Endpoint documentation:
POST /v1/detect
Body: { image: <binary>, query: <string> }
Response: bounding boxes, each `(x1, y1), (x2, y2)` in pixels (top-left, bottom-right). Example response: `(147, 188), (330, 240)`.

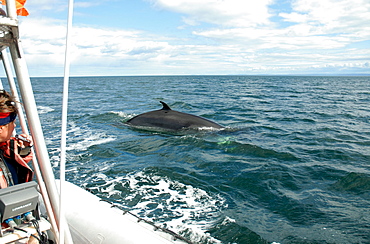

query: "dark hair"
(0, 89), (18, 114)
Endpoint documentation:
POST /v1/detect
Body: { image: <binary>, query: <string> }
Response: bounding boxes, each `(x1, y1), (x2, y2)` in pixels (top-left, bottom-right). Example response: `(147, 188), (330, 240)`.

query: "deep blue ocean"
(16, 76), (370, 243)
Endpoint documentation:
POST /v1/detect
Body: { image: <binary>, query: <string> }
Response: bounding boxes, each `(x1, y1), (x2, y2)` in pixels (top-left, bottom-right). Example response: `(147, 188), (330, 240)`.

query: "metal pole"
(4, 1), (73, 242)
(0, 49), (60, 241)
(4, 0), (17, 19)
(59, 0), (75, 242)
(8, 38), (73, 244)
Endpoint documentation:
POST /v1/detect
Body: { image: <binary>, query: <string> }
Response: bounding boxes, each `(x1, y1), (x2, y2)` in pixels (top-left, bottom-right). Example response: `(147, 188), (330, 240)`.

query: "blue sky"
(3, 0), (370, 76)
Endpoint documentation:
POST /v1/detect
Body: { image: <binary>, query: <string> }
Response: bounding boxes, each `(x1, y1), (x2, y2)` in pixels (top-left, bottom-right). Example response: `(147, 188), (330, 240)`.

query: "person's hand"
(15, 134), (33, 148)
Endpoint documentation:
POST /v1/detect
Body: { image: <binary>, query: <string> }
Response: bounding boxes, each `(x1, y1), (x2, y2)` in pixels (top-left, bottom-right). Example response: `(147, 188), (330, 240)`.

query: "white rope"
(60, 0), (74, 243)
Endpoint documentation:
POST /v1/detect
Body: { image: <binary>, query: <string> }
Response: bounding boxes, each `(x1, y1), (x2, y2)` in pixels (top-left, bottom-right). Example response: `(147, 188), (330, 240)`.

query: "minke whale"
(126, 101), (223, 131)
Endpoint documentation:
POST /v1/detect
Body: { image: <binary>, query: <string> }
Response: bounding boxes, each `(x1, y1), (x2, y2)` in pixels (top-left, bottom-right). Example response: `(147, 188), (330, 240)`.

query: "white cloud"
(150, 0), (273, 27)
(193, 26), (351, 51)
(187, 0), (370, 68)
(2, 0), (368, 76)
(24, 0), (67, 12)
(74, 1), (101, 8)
(17, 18), (175, 76)
(281, 0), (370, 37)
(279, 12), (308, 23)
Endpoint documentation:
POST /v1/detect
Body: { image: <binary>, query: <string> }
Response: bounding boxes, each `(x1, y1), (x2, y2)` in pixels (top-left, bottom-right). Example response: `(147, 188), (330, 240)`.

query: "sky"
(2, 0), (370, 77)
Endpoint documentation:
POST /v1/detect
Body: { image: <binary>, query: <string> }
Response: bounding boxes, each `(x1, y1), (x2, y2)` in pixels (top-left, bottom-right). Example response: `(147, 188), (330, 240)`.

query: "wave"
(66, 122), (116, 152)
(330, 172), (370, 196)
(108, 111), (133, 120)
(37, 105), (54, 114)
(46, 121), (116, 166)
(84, 169), (228, 243)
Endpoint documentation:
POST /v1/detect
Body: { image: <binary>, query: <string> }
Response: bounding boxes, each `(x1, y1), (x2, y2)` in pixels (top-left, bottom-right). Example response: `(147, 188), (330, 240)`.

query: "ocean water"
(18, 76), (370, 243)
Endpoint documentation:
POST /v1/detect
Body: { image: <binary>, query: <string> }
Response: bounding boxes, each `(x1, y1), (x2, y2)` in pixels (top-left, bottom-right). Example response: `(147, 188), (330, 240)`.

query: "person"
(0, 89), (33, 188)
(0, 92), (42, 244)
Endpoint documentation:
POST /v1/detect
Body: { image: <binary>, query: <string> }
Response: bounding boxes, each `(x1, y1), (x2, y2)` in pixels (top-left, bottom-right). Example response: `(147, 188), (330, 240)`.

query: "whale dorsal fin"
(160, 101), (171, 110)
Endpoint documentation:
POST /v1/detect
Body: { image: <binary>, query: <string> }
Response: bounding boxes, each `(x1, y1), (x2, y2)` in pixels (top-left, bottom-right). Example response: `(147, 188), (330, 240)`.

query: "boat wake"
(85, 169), (227, 244)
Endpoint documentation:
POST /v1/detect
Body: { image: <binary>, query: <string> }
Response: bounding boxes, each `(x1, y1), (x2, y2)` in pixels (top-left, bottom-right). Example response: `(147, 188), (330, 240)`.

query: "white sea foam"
(48, 121), (116, 167)
(65, 122), (116, 151)
(94, 170), (226, 243)
(37, 105), (54, 114)
(221, 216), (236, 224)
(197, 126), (224, 131)
(99, 175), (126, 197)
(109, 111), (133, 119)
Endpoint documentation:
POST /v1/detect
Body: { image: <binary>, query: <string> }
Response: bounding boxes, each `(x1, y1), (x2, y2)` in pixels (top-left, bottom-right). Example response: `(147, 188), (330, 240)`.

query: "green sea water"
(16, 75), (370, 243)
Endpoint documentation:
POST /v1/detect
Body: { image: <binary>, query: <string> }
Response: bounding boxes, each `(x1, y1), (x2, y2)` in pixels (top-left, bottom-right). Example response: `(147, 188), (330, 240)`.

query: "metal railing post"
(7, 23), (73, 244)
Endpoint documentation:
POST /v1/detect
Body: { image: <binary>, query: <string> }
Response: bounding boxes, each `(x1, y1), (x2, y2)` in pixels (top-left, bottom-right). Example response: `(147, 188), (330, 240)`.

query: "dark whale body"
(126, 101), (223, 131)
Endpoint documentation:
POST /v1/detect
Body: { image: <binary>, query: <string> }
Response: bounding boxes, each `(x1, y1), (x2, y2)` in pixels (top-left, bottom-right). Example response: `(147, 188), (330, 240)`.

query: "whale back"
(126, 101), (223, 130)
